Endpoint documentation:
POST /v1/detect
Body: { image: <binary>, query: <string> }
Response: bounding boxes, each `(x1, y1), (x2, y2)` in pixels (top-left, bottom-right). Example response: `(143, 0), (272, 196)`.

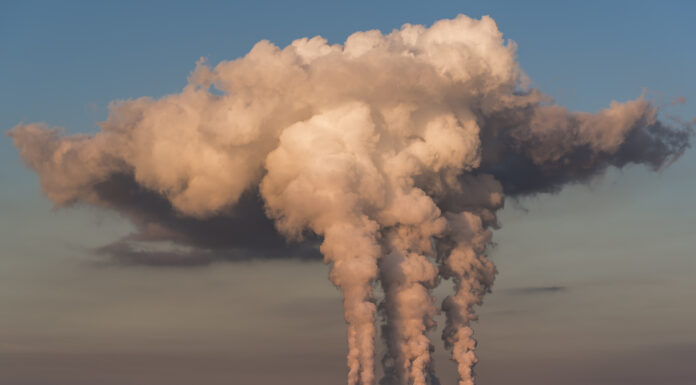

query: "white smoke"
(8, 14), (690, 385)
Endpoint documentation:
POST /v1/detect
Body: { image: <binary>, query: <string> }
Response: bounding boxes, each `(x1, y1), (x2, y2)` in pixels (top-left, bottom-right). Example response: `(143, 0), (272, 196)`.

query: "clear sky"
(1, 1), (695, 384)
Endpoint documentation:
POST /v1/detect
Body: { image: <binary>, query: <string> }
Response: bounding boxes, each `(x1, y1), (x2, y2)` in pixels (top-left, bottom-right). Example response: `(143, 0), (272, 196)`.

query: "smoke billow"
(8, 14), (690, 385)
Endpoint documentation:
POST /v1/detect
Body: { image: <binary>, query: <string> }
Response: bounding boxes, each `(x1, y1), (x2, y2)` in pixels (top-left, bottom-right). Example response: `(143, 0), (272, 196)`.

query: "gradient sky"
(1, 1), (695, 384)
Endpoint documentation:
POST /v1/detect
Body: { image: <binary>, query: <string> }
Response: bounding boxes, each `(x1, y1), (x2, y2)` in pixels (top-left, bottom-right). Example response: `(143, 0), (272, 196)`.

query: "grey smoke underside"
(90, 173), (321, 265)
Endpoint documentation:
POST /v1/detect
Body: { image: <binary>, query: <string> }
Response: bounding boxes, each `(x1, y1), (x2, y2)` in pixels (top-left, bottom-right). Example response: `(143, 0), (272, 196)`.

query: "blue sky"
(1, 1), (695, 384)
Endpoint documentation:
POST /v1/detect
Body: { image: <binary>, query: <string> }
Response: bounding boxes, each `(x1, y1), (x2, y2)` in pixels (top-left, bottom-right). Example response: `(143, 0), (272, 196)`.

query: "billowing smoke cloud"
(8, 14), (690, 385)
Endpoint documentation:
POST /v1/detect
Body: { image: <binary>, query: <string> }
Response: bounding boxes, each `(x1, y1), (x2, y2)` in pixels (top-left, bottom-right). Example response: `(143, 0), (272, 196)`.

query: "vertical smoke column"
(375, 112), (483, 385)
(428, 174), (505, 385)
(439, 212), (496, 385)
(379, 224), (442, 385)
(261, 104), (384, 385)
(322, 221), (381, 385)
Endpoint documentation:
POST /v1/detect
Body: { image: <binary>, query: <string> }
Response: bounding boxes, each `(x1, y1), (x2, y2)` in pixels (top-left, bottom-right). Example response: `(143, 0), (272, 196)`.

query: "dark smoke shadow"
(88, 172), (322, 266)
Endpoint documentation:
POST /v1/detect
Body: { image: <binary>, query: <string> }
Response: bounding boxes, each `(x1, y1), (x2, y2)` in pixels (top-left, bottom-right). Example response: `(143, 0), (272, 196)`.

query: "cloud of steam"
(9, 14), (690, 385)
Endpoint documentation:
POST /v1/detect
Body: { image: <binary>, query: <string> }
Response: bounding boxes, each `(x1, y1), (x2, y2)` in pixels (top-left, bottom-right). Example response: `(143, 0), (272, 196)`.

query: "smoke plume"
(9, 14), (690, 385)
